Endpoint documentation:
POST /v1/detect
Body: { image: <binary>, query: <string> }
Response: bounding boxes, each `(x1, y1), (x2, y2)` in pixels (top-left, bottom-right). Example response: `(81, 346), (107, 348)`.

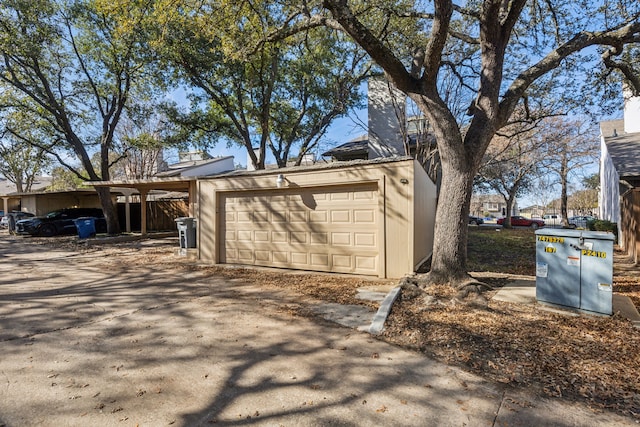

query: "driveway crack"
(492, 390), (506, 427)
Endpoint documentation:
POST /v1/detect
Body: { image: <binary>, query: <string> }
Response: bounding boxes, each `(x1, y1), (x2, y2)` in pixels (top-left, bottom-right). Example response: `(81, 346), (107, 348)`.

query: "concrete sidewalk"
(492, 277), (640, 326)
(0, 235), (636, 426)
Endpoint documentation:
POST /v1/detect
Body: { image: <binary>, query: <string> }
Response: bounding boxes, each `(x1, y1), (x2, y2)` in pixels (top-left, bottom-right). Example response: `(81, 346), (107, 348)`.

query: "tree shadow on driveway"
(0, 235), (630, 427)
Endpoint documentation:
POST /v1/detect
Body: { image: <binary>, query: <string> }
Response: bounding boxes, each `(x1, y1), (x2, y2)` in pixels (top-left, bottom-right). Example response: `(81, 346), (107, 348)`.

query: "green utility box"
(535, 228), (614, 315)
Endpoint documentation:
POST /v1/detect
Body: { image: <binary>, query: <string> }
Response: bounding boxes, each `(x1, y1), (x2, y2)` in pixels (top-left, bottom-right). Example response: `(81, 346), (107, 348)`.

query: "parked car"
(568, 215), (597, 229)
(15, 208), (106, 237)
(468, 215), (484, 225)
(497, 215), (545, 229)
(542, 214), (560, 224)
(1, 211), (35, 231)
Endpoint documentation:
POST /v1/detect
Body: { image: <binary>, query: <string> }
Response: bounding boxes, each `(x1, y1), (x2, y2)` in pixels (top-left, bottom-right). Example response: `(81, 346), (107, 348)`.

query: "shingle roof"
(154, 156), (233, 177)
(601, 120), (640, 179)
(321, 133), (429, 160)
(321, 136), (369, 159)
(600, 119), (624, 139)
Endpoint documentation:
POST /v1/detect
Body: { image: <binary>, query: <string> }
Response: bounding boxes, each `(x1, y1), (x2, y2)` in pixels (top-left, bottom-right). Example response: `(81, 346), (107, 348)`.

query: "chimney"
(623, 85), (640, 134)
(246, 147), (260, 171)
(367, 77), (406, 159)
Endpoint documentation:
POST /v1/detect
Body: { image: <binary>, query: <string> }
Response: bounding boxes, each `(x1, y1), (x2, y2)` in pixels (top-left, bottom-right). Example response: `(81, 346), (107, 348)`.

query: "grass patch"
(467, 227), (536, 275)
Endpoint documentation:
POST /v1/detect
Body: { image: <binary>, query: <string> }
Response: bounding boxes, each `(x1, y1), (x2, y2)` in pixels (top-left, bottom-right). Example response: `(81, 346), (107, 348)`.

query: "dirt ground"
(8, 233), (640, 421)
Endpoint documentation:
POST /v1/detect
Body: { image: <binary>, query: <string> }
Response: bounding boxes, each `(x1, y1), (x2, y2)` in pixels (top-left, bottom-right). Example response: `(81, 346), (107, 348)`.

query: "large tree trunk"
(429, 165), (476, 284)
(95, 186), (120, 235)
(409, 93), (488, 286)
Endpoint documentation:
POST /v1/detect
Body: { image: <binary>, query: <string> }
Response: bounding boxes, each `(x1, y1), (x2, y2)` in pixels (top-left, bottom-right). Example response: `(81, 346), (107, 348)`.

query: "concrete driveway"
(0, 233), (634, 426)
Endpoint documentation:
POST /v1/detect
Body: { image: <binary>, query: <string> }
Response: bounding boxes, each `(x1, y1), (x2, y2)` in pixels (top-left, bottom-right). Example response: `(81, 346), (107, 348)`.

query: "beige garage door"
(220, 183), (379, 275)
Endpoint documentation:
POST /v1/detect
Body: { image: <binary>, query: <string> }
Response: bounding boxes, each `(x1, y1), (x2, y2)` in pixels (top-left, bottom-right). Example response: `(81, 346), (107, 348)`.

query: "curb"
(365, 286), (401, 335)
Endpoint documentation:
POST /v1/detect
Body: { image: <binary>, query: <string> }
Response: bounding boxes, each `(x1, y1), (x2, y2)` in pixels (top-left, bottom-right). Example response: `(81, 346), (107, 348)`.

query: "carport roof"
(89, 176), (196, 192)
(3, 187), (129, 197)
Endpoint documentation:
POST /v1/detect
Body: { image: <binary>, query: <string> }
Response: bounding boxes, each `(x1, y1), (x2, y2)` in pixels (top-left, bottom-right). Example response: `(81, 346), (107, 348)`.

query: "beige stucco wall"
(1, 197), (21, 214)
(20, 192), (111, 216)
(197, 159), (436, 278)
(412, 161), (437, 269)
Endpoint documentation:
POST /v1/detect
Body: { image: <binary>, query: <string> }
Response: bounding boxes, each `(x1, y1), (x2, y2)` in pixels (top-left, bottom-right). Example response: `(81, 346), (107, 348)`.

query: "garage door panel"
(290, 211), (308, 222)
(355, 256), (377, 271)
(273, 251), (289, 262)
(271, 211), (288, 222)
(310, 232), (328, 244)
(255, 250), (271, 262)
(220, 183), (379, 275)
(226, 248), (237, 259)
(291, 252), (308, 264)
(354, 210), (375, 223)
(310, 253), (330, 267)
(237, 212), (252, 222)
(354, 232), (376, 247)
(254, 211), (269, 222)
(331, 210), (350, 223)
(238, 230), (252, 241)
(253, 230), (269, 242)
(272, 231), (288, 242)
(291, 232), (307, 243)
(329, 192), (349, 201)
(331, 232), (351, 246)
(309, 211), (327, 222)
(353, 190), (375, 200)
(332, 254), (352, 268)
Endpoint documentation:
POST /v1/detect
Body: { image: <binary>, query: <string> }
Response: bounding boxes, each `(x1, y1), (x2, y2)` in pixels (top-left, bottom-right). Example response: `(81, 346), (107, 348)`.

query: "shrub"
(588, 219), (618, 241)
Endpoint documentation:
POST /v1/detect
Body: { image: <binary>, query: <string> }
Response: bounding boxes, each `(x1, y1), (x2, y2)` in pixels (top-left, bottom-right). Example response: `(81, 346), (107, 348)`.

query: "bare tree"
(475, 112), (550, 228)
(0, 128), (50, 192)
(540, 118), (599, 227)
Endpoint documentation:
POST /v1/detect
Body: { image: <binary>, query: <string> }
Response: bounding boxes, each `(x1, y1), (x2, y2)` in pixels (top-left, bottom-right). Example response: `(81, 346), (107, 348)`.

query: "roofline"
(1, 187), (120, 197)
(199, 156), (414, 181)
(166, 155), (235, 170)
(90, 176), (197, 188)
(87, 157), (415, 189)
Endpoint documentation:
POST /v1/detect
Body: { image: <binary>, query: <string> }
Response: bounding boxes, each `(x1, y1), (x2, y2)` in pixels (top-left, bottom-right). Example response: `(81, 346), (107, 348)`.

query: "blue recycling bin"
(74, 217), (96, 239)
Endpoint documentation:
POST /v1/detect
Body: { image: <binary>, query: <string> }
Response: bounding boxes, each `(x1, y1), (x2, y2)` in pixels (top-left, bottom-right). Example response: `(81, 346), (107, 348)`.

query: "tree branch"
(602, 46), (640, 95)
(322, 0), (418, 93)
(499, 20), (640, 126)
(422, 0), (453, 83)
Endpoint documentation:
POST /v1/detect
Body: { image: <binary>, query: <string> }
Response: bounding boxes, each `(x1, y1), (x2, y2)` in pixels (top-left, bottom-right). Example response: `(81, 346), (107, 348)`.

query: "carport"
(91, 177), (197, 235)
(2, 188), (122, 218)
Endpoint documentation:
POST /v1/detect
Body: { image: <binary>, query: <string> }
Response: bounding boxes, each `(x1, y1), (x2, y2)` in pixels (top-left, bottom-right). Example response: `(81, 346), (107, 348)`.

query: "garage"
(198, 158), (437, 279)
(220, 183), (379, 275)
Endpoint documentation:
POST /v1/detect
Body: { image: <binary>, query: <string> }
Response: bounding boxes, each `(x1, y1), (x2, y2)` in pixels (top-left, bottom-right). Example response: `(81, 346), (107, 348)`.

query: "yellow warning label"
(537, 236), (565, 244)
(582, 249), (607, 258)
